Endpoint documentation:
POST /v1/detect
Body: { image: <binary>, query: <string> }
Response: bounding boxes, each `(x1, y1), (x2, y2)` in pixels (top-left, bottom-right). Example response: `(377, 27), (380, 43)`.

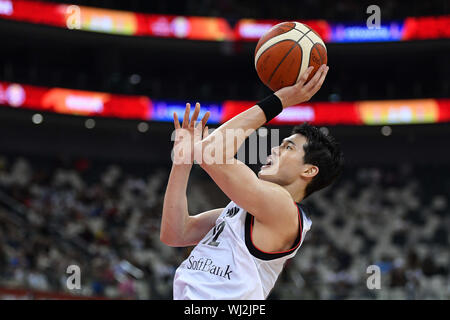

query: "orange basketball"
(254, 21), (327, 91)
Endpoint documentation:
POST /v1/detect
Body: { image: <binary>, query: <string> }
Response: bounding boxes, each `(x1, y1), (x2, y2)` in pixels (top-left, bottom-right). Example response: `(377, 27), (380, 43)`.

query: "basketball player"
(161, 64), (343, 299)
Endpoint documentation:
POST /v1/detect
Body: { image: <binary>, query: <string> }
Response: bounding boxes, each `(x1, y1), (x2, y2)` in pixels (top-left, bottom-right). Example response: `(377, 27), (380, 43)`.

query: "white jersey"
(173, 201), (312, 300)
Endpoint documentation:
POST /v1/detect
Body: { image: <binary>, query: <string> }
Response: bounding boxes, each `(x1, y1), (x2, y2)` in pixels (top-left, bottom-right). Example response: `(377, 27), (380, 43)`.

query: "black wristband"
(257, 94), (283, 123)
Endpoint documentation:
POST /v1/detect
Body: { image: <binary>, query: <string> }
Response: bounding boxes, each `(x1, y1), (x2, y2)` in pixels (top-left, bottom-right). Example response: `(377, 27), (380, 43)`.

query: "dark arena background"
(0, 0), (449, 300)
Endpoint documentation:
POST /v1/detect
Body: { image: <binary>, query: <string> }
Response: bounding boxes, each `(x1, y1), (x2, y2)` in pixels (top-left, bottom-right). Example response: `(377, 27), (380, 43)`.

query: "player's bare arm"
(192, 65), (329, 251)
(160, 103), (224, 247)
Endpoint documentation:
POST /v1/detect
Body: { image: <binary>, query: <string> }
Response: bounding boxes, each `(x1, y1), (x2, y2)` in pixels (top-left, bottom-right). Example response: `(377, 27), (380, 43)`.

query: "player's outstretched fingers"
(190, 102), (201, 128)
(173, 112), (180, 130)
(201, 110), (211, 129)
(182, 103), (191, 128)
(173, 112), (181, 130)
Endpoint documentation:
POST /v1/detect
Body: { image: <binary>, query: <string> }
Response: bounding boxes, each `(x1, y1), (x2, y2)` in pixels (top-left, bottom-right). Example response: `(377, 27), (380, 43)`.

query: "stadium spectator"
(0, 155), (448, 299)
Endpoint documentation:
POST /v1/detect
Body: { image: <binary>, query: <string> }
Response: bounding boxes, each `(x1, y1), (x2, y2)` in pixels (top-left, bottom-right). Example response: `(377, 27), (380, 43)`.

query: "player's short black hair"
(292, 123), (344, 199)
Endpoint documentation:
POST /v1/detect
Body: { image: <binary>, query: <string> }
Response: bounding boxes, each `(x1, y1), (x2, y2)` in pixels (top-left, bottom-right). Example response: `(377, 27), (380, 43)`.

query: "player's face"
(257, 133), (308, 185)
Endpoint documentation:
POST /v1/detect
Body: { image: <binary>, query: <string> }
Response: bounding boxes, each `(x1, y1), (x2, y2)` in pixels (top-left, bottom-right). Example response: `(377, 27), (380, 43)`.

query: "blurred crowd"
(0, 155), (449, 299)
(278, 164), (449, 299)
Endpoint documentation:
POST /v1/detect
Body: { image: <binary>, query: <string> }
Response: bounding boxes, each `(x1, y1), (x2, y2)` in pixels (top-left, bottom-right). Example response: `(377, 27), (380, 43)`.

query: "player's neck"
(283, 180), (305, 203)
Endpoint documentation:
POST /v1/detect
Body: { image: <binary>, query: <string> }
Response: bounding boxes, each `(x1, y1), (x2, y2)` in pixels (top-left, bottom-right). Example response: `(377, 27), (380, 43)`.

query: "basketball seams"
(293, 28), (305, 35)
(294, 28), (326, 48)
(254, 25), (325, 66)
(256, 39), (298, 71)
(255, 21), (327, 90)
(317, 43), (327, 65)
(267, 42), (300, 84)
(293, 28), (315, 45)
(254, 29), (302, 66)
(293, 22), (310, 34)
(293, 22), (326, 49)
(254, 22), (295, 56)
(256, 39), (298, 87)
(291, 46), (303, 86)
(312, 45), (323, 66)
(268, 30), (311, 86)
(291, 22), (327, 84)
(296, 37), (313, 83)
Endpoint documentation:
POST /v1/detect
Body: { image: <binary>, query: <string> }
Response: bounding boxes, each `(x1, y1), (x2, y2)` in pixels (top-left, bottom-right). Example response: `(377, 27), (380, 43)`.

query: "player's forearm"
(196, 105), (267, 163)
(160, 164), (192, 245)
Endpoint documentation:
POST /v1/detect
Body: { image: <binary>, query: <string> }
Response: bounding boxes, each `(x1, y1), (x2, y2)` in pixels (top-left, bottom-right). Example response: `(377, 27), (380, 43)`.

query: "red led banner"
(0, 81), (151, 119)
(0, 81), (449, 126)
(234, 19), (332, 42)
(402, 16), (450, 40)
(0, 0), (234, 40)
(0, 0), (448, 42)
(222, 101), (363, 125)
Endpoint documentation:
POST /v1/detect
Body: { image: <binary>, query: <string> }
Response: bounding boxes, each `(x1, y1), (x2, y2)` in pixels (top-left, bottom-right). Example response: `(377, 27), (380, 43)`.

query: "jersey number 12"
(202, 221), (225, 247)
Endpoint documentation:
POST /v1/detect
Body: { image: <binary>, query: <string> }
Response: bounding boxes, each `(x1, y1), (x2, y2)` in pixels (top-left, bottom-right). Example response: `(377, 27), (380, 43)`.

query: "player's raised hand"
(274, 64), (329, 108)
(172, 102), (210, 166)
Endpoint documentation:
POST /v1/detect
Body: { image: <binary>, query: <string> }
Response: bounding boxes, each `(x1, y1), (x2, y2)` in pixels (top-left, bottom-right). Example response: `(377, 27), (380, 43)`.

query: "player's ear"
(301, 164), (319, 179)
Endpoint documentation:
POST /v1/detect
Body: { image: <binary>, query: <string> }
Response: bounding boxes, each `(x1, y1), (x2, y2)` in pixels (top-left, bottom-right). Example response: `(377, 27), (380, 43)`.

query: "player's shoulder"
(260, 179), (297, 208)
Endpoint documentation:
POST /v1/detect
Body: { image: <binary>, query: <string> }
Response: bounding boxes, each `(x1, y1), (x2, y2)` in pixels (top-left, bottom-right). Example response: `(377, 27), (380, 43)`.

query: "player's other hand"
(172, 103), (210, 166)
(274, 64), (329, 109)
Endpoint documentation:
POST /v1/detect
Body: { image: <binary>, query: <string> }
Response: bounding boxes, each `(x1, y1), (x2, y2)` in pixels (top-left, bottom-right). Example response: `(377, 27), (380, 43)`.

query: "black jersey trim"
(245, 202), (304, 261)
